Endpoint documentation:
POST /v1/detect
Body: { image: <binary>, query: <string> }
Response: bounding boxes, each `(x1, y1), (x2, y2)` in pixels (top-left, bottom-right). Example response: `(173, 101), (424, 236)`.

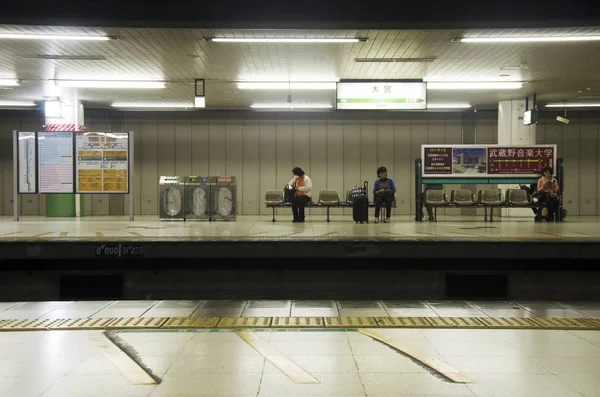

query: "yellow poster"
(75, 132), (129, 193)
(77, 169), (103, 191)
(103, 169), (128, 192)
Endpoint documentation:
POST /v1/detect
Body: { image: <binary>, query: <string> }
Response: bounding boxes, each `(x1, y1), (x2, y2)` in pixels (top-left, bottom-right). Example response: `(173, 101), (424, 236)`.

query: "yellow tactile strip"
(106, 317), (168, 329)
(162, 317), (220, 329)
(531, 317), (598, 330)
(324, 317), (378, 328)
(271, 317), (324, 328)
(376, 317), (432, 328)
(50, 318), (115, 330)
(0, 316), (599, 331)
(428, 317), (486, 328)
(217, 317), (272, 328)
(476, 317), (541, 329)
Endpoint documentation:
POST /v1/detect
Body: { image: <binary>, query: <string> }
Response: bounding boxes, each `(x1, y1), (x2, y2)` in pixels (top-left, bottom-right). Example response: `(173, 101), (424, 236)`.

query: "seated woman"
(373, 166), (396, 223)
(288, 167), (312, 222)
(535, 166), (560, 222)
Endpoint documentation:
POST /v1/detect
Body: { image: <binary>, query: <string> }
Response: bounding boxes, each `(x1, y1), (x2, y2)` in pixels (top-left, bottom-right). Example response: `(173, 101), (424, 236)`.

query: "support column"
(498, 100), (537, 217)
(44, 99), (85, 217)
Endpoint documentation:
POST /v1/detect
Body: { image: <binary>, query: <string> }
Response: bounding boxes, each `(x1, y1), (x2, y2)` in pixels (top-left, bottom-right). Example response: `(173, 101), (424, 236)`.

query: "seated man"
(535, 166), (560, 222)
(373, 166), (396, 223)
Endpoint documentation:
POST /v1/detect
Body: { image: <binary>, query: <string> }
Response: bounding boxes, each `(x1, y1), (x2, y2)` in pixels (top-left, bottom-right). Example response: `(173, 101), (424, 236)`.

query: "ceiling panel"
(0, 25), (599, 110)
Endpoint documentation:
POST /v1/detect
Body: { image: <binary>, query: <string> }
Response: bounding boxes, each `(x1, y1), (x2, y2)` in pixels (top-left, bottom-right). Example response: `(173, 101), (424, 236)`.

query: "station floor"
(1, 300), (600, 397)
(1, 214), (600, 241)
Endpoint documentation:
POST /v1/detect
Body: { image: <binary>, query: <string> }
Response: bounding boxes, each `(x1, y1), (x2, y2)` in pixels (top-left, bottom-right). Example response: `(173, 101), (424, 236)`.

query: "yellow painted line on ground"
(243, 231), (270, 236)
(59, 232), (68, 238)
(31, 232), (53, 238)
(359, 329), (474, 383)
(236, 332), (320, 384)
(320, 231), (339, 236)
(0, 232), (22, 237)
(381, 231), (406, 237)
(95, 232), (104, 237)
(89, 332), (157, 385)
(128, 231), (143, 237)
(575, 232), (600, 238)
(538, 232), (563, 238)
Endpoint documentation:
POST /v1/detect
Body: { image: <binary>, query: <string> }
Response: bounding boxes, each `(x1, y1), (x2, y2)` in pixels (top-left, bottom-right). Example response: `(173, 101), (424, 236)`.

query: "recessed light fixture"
(0, 101), (36, 107)
(427, 82), (524, 89)
(427, 104), (472, 109)
(250, 104), (333, 109)
(500, 64), (528, 70)
(546, 103), (600, 108)
(210, 38), (365, 43)
(0, 79), (20, 86)
(56, 80), (166, 89)
(0, 33), (115, 41)
(455, 36), (600, 43)
(354, 57), (436, 63)
(238, 82), (337, 90)
(111, 103), (193, 108)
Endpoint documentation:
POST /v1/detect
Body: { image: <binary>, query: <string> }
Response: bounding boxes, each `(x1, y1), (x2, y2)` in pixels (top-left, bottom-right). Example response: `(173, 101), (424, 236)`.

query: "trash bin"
(184, 176), (210, 221)
(210, 176), (237, 221)
(159, 176), (185, 221)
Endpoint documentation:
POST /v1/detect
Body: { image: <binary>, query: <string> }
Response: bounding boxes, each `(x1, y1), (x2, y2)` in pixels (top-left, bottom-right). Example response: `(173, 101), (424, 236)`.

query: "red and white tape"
(44, 124), (85, 131)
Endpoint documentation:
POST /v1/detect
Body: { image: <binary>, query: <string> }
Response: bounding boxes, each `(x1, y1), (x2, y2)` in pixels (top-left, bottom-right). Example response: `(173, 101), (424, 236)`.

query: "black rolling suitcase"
(352, 181), (369, 223)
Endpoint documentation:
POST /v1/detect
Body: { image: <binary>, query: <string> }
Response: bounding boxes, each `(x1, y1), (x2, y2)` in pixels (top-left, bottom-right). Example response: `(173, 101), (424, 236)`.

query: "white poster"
(37, 131), (74, 193)
(336, 82), (427, 110)
(18, 132), (37, 193)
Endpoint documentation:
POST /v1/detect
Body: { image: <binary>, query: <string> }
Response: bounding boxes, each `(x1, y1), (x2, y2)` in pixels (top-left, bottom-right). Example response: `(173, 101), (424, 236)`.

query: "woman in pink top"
(535, 166), (560, 221)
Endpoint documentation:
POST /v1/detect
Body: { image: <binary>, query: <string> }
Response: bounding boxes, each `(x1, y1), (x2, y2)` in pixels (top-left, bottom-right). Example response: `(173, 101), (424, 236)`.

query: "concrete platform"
(1, 215), (599, 264)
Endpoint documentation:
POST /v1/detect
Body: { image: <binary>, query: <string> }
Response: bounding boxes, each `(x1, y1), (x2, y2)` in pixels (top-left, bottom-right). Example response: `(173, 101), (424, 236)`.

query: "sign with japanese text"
(75, 132), (129, 193)
(336, 82), (427, 110)
(422, 144), (556, 178)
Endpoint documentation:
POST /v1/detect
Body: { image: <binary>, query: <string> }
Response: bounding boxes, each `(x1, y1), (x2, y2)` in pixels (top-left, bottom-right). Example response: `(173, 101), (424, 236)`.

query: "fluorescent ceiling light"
(354, 58), (436, 63)
(251, 104), (333, 109)
(0, 33), (113, 41)
(0, 79), (20, 86)
(545, 103), (600, 108)
(427, 104), (472, 109)
(194, 97), (206, 108)
(56, 80), (166, 88)
(211, 38), (363, 43)
(427, 82), (523, 89)
(0, 101), (36, 107)
(457, 36), (600, 43)
(20, 55), (106, 61)
(111, 103), (193, 108)
(238, 82), (337, 90)
(44, 101), (62, 118)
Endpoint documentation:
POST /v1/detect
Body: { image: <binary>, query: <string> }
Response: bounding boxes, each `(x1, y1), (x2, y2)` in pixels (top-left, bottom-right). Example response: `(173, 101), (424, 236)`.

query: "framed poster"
(37, 131), (74, 193)
(422, 144), (556, 178)
(17, 131), (37, 193)
(75, 132), (129, 193)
